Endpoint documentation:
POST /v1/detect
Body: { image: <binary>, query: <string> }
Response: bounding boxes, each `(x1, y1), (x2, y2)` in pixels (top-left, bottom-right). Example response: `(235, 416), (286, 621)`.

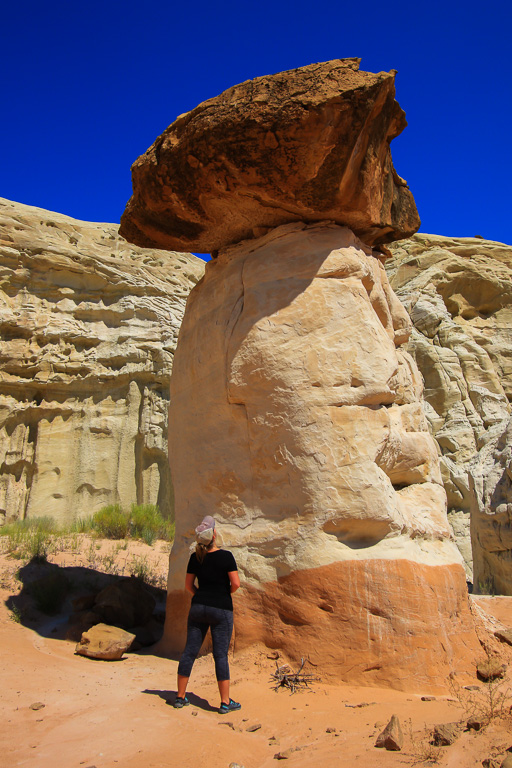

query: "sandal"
(172, 696), (190, 708)
(219, 699), (241, 714)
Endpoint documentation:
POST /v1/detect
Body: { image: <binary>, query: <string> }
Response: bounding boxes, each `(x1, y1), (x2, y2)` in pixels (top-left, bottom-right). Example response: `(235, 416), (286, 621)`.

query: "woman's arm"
(228, 570), (240, 594)
(185, 572), (196, 596)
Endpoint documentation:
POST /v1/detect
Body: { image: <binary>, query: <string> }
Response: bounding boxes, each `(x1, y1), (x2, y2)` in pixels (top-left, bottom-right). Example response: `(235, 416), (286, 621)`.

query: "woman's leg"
(177, 605), (209, 695)
(208, 608), (234, 703)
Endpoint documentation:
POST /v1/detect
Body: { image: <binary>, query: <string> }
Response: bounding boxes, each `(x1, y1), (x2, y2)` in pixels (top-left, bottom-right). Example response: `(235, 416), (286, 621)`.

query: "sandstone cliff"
(0, 198), (204, 525)
(386, 234), (512, 586)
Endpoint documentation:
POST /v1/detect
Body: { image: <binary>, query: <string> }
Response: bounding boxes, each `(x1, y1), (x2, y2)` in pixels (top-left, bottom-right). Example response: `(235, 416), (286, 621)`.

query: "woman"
(174, 515), (241, 713)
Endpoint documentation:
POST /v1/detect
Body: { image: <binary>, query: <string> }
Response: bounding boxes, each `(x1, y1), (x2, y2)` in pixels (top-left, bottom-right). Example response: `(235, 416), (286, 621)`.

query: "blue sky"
(2, 0), (511, 254)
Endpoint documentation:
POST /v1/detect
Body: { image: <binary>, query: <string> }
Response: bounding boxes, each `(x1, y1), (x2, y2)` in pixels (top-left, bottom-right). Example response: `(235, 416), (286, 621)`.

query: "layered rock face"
(122, 61), (481, 690)
(0, 198), (204, 525)
(385, 234), (512, 583)
(120, 58), (420, 253)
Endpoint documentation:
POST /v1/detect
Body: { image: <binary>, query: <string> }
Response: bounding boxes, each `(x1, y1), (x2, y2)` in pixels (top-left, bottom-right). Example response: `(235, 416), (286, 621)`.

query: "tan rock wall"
(469, 416), (512, 594)
(386, 234), (512, 582)
(0, 198), (204, 525)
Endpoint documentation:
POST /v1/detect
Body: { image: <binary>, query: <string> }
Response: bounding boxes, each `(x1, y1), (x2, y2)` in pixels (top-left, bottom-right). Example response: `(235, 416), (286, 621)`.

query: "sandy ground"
(2, 541), (512, 768)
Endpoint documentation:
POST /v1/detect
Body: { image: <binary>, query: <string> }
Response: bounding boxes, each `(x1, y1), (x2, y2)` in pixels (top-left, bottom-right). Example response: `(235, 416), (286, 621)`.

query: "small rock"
(326, 727), (336, 733)
(375, 715), (403, 751)
(477, 659), (507, 681)
(432, 723), (460, 746)
(246, 723), (262, 732)
(481, 759), (501, 768)
(465, 685), (481, 691)
(274, 749), (295, 760)
(494, 629), (512, 646)
(467, 716), (484, 731)
(219, 722), (235, 730)
(191, 711), (197, 716)
(229, 763), (245, 768)
(421, 696), (436, 701)
(267, 651), (280, 660)
(29, 702), (45, 711)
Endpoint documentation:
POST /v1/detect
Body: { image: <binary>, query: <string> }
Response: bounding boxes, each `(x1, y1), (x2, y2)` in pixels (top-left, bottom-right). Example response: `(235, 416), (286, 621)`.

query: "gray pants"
(178, 603), (234, 680)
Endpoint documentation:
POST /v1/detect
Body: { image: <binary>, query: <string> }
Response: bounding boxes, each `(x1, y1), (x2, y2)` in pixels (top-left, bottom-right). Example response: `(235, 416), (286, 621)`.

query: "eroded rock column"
(120, 59), (482, 690)
(162, 223), (479, 690)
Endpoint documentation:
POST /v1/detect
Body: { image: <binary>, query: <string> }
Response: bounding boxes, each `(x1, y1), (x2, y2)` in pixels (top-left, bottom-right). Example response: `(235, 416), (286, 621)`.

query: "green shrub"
(129, 504), (174, 543)
(9, 605), (22, 623)
(28, 529), (51, 562)
(130, 504), (161, 537)
(141, 527), (156, 546)
(92, 505), (130, 539)
(160, 519), (175, 542)
(70, 516), (93, 534)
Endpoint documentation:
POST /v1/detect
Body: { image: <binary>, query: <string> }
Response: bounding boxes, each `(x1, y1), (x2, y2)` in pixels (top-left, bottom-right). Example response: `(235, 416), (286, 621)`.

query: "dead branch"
(269, 657), (319, 694)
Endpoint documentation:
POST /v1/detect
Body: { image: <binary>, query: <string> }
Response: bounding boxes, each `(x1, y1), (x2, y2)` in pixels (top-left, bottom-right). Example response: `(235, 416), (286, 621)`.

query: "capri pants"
(177, 603), (234, 681)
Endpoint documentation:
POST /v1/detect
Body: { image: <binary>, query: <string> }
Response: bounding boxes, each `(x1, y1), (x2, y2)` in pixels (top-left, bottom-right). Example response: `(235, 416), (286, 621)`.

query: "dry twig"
(269, 657), (319, 694)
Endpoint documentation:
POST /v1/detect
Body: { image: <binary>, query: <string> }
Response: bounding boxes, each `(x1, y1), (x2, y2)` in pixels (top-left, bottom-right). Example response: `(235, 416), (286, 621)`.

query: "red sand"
(2, 543), (512, 768)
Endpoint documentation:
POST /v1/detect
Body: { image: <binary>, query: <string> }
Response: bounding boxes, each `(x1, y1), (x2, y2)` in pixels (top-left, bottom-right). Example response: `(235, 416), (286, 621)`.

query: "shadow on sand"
(143, 688), (218, 712)
(4, 556), (167, 647)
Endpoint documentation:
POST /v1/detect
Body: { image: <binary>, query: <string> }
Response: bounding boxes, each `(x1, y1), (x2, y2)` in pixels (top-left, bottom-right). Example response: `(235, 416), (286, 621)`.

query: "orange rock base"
(158, 559), (482, 692)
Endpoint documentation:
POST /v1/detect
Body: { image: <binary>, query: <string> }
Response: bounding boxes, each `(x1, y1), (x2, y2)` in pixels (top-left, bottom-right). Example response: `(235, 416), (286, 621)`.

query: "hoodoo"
(122, 59), (481, 691)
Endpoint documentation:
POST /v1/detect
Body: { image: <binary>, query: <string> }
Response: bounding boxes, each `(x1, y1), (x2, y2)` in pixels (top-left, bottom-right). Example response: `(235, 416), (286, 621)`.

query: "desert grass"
(405, 719), (442, 765)
(0, 517), (58, 561)
(0, 504), (174, 563)
(128, 553), (166, 588)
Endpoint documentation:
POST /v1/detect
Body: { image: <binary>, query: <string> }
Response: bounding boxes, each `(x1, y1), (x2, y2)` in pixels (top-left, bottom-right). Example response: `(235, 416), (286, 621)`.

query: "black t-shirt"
(187, 549), (238, 611)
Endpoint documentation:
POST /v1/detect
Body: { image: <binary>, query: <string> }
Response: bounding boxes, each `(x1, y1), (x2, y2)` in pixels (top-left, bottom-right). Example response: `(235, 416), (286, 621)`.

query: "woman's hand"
(228, 570), (240, 594)
(185, 573), (197, 595)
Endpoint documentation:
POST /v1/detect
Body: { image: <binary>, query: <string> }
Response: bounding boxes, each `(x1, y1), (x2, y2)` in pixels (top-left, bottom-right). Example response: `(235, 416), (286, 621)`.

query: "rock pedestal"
(121, 60), (482, 690)
(159, 223), (480, 690)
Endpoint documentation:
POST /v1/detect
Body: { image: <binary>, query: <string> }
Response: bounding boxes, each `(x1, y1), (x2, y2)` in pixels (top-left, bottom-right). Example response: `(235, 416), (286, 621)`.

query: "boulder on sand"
(75, 623), (136, 660)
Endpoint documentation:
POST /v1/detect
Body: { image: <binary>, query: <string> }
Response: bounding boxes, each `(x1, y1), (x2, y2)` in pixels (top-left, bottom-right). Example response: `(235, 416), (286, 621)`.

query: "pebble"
(29, 702), (45, 711)
(246, 723), (262, 732)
